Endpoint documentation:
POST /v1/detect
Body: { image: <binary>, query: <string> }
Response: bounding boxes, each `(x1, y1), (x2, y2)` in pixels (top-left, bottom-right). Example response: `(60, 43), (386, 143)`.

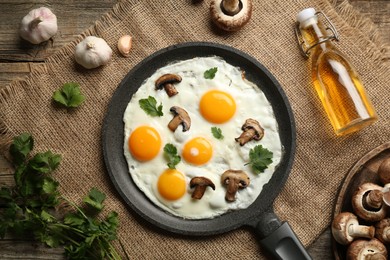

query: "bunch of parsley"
(0, 133), (126, 259)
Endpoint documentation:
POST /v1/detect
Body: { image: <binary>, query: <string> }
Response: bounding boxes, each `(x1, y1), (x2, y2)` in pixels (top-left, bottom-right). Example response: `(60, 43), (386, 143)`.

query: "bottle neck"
(301, 21), (332, 53)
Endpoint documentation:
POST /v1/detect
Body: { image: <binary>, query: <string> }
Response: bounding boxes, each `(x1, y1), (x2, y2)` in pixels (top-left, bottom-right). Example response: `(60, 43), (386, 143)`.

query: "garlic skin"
(74, 36), (113, 69)
(19, 7), (58, 44)
(117, 35), (133, 57)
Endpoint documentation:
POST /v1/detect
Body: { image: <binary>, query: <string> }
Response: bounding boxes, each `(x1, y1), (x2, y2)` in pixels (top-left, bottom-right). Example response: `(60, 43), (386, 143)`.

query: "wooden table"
(0, 0), (389, 258)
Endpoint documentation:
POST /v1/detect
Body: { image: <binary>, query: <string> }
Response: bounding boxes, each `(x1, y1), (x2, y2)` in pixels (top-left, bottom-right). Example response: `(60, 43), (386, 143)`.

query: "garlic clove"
(117, 35), (133, 57)
(19, 7), (58, 44)
(75, 36), (112, 69)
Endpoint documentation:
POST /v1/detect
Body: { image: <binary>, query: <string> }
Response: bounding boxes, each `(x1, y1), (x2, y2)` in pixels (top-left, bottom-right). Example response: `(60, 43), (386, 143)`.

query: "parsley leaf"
(52, 82), (85, 108)
(10, 133), (34, 166)
(247, 145), (273, 174)
(164, 143), (181, 169)
(211, 127), (224, 140)
(139, 96), (163, 117)
(204, 67), (218, 79)
(83, 188), (106, 211)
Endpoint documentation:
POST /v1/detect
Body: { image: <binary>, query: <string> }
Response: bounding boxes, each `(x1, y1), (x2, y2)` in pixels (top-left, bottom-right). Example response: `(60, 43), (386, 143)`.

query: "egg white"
(123, 56), (282, 219)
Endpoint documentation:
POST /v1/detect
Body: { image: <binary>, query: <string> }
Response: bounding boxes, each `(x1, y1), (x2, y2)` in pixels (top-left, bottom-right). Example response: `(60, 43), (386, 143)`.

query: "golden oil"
(296, 8), (377, 136)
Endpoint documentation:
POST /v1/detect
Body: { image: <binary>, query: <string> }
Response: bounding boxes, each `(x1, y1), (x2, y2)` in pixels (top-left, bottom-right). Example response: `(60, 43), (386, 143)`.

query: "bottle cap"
(297, 8), (318, 29)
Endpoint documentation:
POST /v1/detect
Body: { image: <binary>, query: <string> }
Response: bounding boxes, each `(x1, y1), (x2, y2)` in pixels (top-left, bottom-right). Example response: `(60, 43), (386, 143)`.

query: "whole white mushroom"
(74, 36), (112, 69)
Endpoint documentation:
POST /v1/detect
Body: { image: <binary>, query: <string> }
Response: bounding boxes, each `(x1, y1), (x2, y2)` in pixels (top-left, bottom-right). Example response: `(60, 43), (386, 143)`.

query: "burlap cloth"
(1, 0), (389, 258)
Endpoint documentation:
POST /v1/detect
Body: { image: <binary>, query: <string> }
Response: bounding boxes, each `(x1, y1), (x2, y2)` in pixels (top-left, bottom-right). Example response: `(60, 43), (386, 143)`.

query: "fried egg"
(123, 56), (282, 219)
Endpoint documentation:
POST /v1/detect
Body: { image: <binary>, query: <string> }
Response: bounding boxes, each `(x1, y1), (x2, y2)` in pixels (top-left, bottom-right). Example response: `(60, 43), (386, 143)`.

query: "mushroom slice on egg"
(235, 118), (264, 146)
(155, 73), (182, 97)
(221, 170), (250, 202)
(168, 106), (191, 132)
(190, 177), (215, 200)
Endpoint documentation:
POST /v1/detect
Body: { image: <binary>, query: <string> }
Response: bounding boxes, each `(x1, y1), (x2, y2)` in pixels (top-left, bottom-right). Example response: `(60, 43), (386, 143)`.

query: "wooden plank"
(0, 239), (64, 259)
(348, 0), (390, 44)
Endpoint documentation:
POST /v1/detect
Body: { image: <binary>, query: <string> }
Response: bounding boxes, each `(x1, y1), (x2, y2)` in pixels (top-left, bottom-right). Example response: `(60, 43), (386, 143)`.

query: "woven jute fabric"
(1, 0), (389, 258)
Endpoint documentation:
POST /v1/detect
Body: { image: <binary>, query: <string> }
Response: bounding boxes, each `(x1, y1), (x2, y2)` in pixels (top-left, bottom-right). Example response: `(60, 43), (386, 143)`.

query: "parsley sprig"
(139, 96), (163, 117)
(163, 144), (181, 169)
(246, 145), (273, 174)
(52, 82), (85, 108)
(0, 133), (127, 259)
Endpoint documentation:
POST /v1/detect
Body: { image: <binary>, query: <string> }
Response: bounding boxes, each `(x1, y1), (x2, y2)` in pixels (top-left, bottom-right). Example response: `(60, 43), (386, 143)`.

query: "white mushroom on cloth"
(210, 0), (253, 31)
(331, 212), (375, 245)
(346, 238), (387, 260)
(375, 218), (390, 244)
(351, 183), (388, 222)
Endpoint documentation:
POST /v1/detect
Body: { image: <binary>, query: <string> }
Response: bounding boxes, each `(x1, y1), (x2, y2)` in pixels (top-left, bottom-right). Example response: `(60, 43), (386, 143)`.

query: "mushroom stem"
(348, 224), (376, 240)
(364, 190), (384, 210)
(225, 178), (239, 202)
(221, 0), (241, 15)
(192, 186), (207, 200)
(164, 83), (178, 97)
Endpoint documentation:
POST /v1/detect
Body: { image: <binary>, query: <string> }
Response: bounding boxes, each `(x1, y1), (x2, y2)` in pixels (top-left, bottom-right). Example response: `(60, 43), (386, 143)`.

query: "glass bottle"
(295, 8), (377, 136)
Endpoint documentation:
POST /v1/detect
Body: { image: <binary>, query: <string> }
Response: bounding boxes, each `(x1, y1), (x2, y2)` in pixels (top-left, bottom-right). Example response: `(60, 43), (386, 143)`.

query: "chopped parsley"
(204, 67), (218, 79)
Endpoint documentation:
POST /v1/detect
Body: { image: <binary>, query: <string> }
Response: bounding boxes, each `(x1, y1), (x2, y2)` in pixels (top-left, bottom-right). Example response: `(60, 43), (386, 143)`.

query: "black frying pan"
(102, 42), (311, 260)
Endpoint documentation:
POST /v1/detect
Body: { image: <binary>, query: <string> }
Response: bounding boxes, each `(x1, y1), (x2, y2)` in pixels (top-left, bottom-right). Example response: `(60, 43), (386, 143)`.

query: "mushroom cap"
(155, 74), (182, 90)
(352, 182), (387, 222)
(221, 169), (250, 187)
(210, 0), (253, 31)
(241, 118), (264, 140)
(378, 157), (390, 185)
(347, 238), (387, 260)
(375, 218), (390, 244)
(190, 177), (216, 190)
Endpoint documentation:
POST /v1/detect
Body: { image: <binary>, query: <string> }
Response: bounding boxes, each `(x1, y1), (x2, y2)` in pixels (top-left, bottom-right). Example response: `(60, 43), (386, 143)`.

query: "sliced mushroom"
(190, 177), (215, 199)
(210, 0), (253, 31)
(352, 183), (387, 222)
(168, 106), (191, 132)
(331, 212), (375, 245)
(375, 218), (390, 244)
(235, 118), (264, 146)
(155, 74), (182, 97)
(221, 170), (250, 202)
(347, 238), (387, 260)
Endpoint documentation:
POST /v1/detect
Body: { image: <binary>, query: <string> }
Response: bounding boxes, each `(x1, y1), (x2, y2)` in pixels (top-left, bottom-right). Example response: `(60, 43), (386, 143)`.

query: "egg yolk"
(199, 90), (236, 124)
(128, 126), (161, 161)
(182, 137), (213, 165)
(157, 169), (186, 200)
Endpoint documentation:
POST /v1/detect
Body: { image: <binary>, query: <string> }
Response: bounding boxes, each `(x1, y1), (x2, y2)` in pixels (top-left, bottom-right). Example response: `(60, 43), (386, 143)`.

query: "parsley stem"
(60, 196), (88, 220)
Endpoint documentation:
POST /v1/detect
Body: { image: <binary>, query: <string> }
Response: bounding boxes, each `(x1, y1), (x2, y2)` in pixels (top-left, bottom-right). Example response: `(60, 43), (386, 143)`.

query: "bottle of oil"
(295, 8), (377, 136)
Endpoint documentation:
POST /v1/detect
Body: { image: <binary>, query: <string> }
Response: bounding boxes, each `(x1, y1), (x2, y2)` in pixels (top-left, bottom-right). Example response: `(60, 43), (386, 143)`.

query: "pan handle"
(254, 211), (312, 260)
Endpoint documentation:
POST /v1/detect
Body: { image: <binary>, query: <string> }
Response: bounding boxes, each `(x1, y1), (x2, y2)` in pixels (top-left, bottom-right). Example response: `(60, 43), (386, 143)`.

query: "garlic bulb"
(19, 7), (58, 44)
(74, 36), (112, 69)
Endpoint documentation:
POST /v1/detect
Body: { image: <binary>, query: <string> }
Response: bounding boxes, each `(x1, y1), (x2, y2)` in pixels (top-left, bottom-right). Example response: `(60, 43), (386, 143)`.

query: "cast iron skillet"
(102, 42), (311, 260)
